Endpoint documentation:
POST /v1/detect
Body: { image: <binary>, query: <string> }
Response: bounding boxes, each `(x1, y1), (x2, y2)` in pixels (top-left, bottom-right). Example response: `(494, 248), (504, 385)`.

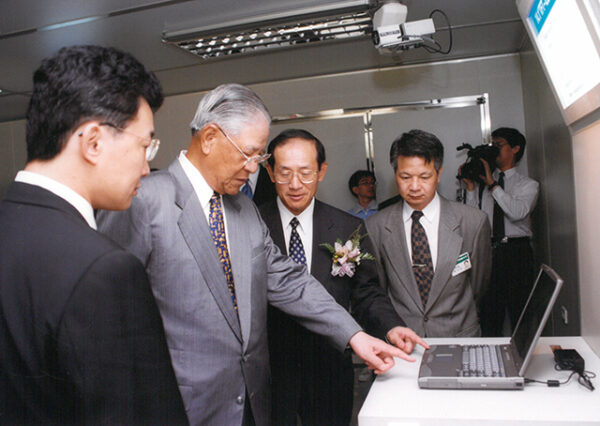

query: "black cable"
(429, 9), (452, 54)
(524, 362), (596, 391)
(525, 370), (576, 387)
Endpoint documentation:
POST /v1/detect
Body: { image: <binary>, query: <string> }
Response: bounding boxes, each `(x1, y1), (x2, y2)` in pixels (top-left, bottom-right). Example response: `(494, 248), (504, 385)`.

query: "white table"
(358, 337), (600, 425)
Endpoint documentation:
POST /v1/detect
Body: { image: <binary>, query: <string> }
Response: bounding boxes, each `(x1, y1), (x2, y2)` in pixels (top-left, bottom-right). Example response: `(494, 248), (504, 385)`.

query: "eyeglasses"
(100, 122), (160, 162)
(274, 169), (319, 184)
(215, 124), (271, 167)
(492, 140), (508, 149)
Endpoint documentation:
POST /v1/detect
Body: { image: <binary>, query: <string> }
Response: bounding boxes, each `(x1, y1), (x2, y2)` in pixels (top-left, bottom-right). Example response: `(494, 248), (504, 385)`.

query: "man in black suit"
(0, 45), (187, 424)
(259, 129), (427, 425)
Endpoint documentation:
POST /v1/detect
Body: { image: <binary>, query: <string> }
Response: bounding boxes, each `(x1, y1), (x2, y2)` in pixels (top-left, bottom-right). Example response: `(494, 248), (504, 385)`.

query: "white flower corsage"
(320, 225), (375, 278)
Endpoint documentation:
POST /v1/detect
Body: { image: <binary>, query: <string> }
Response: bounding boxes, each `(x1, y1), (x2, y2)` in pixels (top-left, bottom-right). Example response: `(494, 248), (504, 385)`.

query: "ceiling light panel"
(163, 1), (373, 60)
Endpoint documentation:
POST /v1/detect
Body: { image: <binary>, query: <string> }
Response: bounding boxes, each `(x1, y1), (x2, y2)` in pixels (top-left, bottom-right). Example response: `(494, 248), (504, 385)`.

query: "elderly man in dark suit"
(0, 45), (186, 424)
(366, 129), (492, 338)
(259, 129), (427, 426)
(98, 83), (411, 426)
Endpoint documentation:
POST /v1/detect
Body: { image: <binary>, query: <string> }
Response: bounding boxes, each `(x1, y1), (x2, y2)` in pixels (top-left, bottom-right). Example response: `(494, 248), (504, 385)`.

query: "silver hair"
(190, 83), (271, 136)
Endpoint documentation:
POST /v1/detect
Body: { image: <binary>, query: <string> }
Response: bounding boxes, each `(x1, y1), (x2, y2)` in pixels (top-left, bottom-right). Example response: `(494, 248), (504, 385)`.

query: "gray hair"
(190, 83), (271, 136)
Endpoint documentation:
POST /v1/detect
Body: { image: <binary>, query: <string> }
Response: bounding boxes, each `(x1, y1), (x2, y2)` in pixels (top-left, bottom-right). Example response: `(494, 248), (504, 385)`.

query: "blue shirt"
(347, 200), (378, 219)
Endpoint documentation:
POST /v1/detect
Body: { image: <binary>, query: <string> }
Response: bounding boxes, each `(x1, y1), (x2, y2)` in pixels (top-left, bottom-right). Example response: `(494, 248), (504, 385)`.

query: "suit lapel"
(223, 195), (252, 350)
(169, 161), (243, 344)
(426, 197), (463, 312)
(311, 201), (334, 279)
(381, 202), (424, 312)
(263, 202), (286, 254)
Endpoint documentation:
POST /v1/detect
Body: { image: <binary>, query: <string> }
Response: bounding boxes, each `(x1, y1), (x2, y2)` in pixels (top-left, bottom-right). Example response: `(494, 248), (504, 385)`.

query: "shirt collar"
(495, 167), (516, 179)
(15, 170), (97, 229)
(402, 192), (440, 224)
(277, 196), (315, 232)
(178, 150), (216, 211)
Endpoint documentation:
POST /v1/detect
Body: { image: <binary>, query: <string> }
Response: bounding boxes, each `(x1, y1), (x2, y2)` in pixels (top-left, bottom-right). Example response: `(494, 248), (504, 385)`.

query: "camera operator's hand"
(479, 158), (495, 187)
(458, 163), (475, 191)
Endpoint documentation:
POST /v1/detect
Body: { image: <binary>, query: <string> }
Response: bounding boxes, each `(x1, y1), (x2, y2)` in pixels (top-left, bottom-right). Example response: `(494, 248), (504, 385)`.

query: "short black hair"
(389, 129), (444, 172)
(348, 170), (376, 197)
(267, 128), (326, 169)
(492, 127), (526, 163)
(26, 45), (163, 162)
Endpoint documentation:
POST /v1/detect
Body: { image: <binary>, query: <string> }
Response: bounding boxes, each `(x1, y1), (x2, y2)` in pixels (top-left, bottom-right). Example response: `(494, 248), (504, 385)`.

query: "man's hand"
(479, 158), (494, 187)
(349, 331), (413, 375)
(386, 326), (429, 354)
(458, 163), (475, 191)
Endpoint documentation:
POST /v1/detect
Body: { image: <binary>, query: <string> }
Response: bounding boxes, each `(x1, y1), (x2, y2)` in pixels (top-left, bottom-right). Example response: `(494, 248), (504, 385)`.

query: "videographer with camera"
(459, 127), (539, 337)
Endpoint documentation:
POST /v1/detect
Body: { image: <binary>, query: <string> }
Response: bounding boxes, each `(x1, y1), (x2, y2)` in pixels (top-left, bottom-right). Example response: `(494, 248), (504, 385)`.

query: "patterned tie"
(288, 217), (307, 265)
(492, 171), (505, 242)
(240, 180), (253, 199)
(411, 210), (434, 308)
(208, 192), (238, 311)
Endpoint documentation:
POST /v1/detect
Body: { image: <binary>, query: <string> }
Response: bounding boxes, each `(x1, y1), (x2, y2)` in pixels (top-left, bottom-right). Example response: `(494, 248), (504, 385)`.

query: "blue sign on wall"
(528, 0), (557, 34)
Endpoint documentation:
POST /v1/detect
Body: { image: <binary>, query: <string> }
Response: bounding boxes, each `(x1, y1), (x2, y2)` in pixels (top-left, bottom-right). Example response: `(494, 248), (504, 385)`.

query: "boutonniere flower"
(320, 224), (375, 278)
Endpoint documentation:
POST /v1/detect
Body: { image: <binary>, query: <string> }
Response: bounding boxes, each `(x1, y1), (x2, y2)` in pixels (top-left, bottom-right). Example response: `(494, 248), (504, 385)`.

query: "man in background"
(366, 129), (491, 337)
(0, 45), (186, 424)
(98, 83), (410, 426)
(461, 127), (539, 336)
(239, 165), (276, 206)
(260, 129), (427, 425)
(347, 169), (378, 219)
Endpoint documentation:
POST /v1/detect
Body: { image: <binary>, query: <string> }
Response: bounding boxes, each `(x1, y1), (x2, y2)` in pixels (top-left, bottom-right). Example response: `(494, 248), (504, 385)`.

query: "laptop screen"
(511, 265), (563, 373)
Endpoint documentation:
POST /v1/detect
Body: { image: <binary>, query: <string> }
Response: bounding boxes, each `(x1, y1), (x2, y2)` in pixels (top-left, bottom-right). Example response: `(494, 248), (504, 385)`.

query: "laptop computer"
(418, 263), (563, 390)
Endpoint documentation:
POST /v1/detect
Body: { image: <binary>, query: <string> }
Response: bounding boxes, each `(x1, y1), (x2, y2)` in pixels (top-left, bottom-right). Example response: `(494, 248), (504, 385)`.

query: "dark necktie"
(411, 210), (434, 308)
(240, 180), (253, 199)
(208, 192), (238, 311)
(492, 172), (505, 241)
(288, 217), (307, 265)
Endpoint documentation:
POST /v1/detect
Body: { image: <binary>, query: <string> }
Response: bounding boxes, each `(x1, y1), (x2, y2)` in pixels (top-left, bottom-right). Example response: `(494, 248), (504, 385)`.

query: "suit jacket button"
(236, 395), (244, 405)
(423, 316), (429, 322)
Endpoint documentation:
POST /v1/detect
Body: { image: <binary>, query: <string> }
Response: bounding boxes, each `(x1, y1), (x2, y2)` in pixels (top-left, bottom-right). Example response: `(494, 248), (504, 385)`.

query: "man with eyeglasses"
(259, 129), (427, 425)
(0, 45), (187, 424)
(460, 127), (539, 336)
(98, 83), (415, 426)
(347, 169), (378, 219)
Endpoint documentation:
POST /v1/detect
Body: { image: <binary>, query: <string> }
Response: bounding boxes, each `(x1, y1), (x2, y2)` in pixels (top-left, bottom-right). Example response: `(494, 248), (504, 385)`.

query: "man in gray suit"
(98, 83), (409, 426)
(366, 129), (491, 337)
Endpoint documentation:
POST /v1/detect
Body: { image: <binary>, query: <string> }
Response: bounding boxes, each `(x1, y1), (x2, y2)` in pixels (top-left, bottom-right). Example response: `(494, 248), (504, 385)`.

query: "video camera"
(456, 143), (499, 184)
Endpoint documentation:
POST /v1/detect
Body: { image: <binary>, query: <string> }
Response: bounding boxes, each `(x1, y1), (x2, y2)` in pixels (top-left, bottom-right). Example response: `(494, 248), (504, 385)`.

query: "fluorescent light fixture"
(162, 0), (373, 59)
(39, 16), (105, 32)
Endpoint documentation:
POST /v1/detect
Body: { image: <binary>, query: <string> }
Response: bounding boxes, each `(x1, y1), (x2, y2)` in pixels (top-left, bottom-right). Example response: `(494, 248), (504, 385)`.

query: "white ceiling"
(0, 0), (528, 122)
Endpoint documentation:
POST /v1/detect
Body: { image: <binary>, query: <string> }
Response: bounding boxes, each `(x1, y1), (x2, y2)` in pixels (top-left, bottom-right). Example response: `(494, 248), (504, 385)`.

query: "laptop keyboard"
(460, 345), (506, 377)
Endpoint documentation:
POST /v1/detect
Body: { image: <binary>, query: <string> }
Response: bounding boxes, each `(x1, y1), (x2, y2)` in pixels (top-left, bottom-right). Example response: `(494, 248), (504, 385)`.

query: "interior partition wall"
(271, 94), (491, 211)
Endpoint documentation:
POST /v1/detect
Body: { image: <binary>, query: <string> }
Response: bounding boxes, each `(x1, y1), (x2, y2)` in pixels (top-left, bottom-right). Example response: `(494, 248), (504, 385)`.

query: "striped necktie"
(240, 180), (253, 199)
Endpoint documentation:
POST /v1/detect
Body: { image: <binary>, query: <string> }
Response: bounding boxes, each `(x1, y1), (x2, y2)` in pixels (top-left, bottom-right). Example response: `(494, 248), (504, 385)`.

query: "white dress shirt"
(276, 196), (315, 272)
(179, 151), (231, 241)
(15, 170), (97, 229)
(466, 167), (539, 238)
(403, 192), (440, 271)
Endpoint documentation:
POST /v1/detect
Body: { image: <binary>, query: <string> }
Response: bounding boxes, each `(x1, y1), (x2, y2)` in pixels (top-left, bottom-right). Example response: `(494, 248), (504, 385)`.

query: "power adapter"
(554, 349), (585, 373)
(526, 347), (595, 390)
